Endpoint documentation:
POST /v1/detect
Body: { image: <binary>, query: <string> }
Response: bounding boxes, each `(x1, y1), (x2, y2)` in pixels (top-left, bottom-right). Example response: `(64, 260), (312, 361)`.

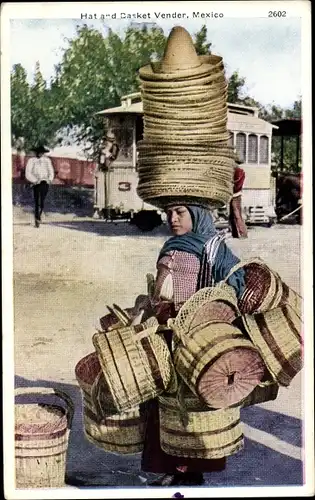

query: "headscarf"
(159, 205), (216, 260)
(158, 204), (245, 299)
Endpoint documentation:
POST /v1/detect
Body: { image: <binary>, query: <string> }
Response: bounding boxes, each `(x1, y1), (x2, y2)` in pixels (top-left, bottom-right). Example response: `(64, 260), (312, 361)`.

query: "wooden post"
(296, 135), (300, 171)
(280, 135), (284, 170)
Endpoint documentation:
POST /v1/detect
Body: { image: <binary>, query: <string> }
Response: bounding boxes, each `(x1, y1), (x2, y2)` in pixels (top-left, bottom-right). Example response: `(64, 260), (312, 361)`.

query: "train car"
(95, 93), (278, 228)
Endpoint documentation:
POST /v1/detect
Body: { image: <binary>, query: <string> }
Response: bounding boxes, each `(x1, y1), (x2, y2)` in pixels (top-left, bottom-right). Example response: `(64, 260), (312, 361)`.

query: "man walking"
(25, 145), (55, 227)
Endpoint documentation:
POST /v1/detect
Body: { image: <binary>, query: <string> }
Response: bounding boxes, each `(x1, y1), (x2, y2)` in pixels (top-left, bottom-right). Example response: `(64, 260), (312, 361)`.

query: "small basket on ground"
(15, 387), (74, 489)
(75, 352), (145, 455)
(92, 319), (177, 413)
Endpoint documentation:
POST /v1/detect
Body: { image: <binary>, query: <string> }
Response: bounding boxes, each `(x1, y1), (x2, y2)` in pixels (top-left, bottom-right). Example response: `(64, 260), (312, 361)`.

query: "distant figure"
(229, 154), (248, 238)
(25, 145), (55, 228)
(93, 130), (119, 219)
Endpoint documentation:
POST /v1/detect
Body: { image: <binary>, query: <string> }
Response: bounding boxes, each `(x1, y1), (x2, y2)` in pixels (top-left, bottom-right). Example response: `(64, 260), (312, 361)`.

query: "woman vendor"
(140, 203), (245, 486)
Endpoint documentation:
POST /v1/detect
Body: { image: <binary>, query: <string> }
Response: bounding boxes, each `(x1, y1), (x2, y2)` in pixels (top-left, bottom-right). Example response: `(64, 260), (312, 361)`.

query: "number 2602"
(268, 11), (286, 17)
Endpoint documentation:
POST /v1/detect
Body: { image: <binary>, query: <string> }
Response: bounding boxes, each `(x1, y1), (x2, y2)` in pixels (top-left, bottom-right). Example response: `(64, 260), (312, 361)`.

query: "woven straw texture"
(92, 321), (177, 412)
(137, 27), (234, 208)
(241, 304), (303, 386)
(159, 402), (244, 459)
(159, 381), (211, 412)
(75, 352), (145, 455)
(173, 322), (264, 408)
(15, 387), (73, 489)
(170, 284), (239, 338)
(227, 258), (302, 317)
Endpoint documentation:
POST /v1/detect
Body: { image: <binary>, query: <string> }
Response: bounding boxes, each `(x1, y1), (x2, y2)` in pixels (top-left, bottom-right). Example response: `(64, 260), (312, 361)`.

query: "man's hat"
(105, 130), (116, 141)
(33, 145), (50, 154)
(139, 26), (222, 81)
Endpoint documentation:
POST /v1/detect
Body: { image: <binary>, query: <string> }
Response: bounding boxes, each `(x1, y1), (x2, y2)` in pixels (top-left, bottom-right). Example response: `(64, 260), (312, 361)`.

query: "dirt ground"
(12, 205), (304, 490)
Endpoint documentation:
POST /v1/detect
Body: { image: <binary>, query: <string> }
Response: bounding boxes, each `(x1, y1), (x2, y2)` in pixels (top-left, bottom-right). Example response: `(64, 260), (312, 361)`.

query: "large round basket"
(159, 399), (244, 459)
(92, 321), (177, 413)
(75, 352), (145, 455)
(173, 322), (265, 409)
(15, 387), (73, 489)
(238, 304), (303, 387)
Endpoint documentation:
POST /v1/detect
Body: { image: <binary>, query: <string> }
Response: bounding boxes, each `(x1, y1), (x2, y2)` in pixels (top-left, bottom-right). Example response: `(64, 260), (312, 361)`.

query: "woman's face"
(166, 206), (193, 235)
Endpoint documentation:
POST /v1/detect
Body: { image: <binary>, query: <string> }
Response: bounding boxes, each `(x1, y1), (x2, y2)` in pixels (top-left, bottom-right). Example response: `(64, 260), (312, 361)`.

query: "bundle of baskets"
(136, 26), (235, 210)
(75, 259), (302, 459)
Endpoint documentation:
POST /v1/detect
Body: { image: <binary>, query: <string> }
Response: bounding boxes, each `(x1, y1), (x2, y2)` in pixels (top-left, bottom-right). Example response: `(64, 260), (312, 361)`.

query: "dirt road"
(12, 207), (303, 488)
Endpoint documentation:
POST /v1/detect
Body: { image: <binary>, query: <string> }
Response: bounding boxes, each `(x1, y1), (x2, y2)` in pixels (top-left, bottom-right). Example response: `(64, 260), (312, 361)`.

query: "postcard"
(1, 1), (313, 499)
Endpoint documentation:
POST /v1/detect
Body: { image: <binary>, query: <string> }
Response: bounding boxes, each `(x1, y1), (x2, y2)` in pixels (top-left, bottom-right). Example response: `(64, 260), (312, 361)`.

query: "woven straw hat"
(139, 26), (221, 81)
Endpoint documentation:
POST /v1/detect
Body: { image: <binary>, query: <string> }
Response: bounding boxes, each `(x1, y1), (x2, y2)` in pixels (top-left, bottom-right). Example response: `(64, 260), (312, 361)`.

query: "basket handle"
(15, 387), (74, 429)
(110, 303), (132, 326)
(222, 257), (266, 284)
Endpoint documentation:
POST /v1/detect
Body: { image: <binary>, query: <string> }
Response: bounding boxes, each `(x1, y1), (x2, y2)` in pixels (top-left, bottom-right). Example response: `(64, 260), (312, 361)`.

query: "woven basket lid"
(15, 404), (68, 439)
(139, 27), (223, 81)
(197, 347), (265, 409)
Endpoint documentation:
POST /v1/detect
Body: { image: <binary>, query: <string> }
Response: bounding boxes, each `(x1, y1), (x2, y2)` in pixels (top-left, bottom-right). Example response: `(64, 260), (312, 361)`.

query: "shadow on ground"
(13, 185), (94, 218)
(15, 375), (303, 489)
(45, 220), (171, 237)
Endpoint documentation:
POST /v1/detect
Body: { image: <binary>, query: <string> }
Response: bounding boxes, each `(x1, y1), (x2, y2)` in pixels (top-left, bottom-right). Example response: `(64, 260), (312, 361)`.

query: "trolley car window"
(259, 135), (269, 164)
(248, 134), (258, 164)
(228, 131), (234, 147)
(236, 133), (246, 162)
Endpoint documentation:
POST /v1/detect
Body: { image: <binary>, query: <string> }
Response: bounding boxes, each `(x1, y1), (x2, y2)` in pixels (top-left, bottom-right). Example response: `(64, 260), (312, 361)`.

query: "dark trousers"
(33, 181), (49, 221)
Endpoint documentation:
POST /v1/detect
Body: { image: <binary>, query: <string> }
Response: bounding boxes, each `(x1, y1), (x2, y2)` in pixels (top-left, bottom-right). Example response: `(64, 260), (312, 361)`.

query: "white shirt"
(25, 156), (55, 185)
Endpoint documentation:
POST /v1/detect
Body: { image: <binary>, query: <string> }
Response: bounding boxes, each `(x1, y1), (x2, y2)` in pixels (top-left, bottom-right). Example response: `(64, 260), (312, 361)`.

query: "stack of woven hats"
(137, 26), (236, 209)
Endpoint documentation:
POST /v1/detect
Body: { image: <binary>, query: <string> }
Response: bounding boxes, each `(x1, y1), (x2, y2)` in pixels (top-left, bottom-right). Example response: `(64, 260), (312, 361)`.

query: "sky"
(9, 15), (302, 109)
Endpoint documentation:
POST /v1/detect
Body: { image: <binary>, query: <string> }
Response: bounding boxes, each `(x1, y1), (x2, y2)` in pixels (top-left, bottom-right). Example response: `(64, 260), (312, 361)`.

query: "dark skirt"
(230, 196), (248, 239)
(141, 399), (226, 474)
(141, 304), (226, 474)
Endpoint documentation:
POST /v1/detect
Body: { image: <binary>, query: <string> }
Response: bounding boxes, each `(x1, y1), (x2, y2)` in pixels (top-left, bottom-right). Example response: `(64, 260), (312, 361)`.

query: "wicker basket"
(225, 258), (302, 317)
(240, 304), (302, 386)
(92, 321), (177, 412)
(173, 321), (265, 409)
(159, 400), (244, 459)
(170, 285), (239, 338)
(15, 387), (73, 489)
(75, 352), (145, 454)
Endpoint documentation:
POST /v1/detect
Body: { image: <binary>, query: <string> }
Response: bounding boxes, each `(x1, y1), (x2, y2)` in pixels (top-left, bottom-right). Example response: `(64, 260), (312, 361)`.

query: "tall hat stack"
(137, 26), (236, 209)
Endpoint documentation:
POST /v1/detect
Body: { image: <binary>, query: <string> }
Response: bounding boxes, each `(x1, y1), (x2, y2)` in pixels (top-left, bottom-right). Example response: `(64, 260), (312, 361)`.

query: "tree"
(11, 62), (63, 152)
(47, 23), (217, 157)
(194, 25), (212, 55)
(11, 64), (32, 148)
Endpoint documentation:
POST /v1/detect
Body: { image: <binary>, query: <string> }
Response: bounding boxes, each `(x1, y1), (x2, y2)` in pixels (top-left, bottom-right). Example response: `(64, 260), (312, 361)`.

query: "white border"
(1, 1), (314, 499)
